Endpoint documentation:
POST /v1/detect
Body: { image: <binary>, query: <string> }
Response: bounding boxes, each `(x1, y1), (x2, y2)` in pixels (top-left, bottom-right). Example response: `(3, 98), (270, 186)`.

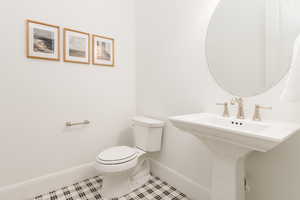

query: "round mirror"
(206, 0), (300, 97)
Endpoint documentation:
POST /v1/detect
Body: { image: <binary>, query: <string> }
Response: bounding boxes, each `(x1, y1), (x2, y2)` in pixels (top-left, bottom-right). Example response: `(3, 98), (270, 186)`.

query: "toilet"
(94, 116), (164, 199)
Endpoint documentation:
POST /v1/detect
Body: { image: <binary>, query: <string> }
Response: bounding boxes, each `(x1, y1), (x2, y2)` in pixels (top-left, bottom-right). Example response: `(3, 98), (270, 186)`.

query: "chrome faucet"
(231, 97), (245, 119)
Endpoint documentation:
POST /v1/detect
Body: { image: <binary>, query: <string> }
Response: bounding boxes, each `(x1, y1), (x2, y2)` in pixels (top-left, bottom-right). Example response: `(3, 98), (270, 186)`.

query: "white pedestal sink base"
(203, 139), (251, 200)
(211, 155), (245, 200)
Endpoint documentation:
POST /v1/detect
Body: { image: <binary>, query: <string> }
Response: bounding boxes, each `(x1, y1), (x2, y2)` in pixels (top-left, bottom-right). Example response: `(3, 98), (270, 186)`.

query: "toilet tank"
(132, 116), (164, 152)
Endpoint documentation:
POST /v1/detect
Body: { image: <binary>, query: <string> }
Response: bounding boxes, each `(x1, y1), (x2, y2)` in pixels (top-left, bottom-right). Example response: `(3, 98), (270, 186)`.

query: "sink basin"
(169, 113), (300, 152)
(169, 113), (300, 200)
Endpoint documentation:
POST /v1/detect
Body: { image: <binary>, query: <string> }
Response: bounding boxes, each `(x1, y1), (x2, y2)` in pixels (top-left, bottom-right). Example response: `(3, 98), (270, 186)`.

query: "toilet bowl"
(95, 146), (150, 198)
(94, 116), (164, 199)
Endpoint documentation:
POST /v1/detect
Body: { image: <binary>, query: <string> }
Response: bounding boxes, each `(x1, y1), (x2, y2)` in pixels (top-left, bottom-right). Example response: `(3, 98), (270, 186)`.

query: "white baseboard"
(0, 162), (98, 200)
(0, 160), (210, 200)
(150, 159), (211, 200)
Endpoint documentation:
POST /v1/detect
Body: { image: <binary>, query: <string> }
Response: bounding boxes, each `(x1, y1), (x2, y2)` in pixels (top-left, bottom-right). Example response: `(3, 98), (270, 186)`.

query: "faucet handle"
(253, 104), (272, 121)
(216, 102), (230, 117)
(258, 105), (272, 110)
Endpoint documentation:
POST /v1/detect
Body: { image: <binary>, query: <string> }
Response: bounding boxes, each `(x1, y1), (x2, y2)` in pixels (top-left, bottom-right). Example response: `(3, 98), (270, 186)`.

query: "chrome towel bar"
(65, 120), (90, 127)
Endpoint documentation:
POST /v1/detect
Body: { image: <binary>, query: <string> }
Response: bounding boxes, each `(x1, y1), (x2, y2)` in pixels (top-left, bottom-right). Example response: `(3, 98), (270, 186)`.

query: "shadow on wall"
(246, 131), (300, 200)
(117, 128), (134, 147)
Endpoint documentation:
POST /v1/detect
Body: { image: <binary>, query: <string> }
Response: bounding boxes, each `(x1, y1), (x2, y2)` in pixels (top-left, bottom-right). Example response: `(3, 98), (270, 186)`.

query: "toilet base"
(101, 171), (132, 198)
(101, 159), (151, 199)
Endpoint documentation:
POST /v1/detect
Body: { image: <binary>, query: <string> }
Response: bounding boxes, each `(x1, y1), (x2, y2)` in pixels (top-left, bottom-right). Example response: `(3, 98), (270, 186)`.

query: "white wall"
(135, 0), (220, 192)
(135, 0), (300, 200)
(0, 0), (135, 188)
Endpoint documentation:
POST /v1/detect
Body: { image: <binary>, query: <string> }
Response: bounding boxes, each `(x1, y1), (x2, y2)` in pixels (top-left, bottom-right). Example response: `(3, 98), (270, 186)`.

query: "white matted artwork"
(92, 34), (115, 66)
(26, 20), (60, 61)
(64, 28), (90, 64)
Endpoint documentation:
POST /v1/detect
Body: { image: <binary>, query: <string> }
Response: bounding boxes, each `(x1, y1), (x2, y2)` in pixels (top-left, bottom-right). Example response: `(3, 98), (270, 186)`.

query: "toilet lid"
(97, 146), (137, 164)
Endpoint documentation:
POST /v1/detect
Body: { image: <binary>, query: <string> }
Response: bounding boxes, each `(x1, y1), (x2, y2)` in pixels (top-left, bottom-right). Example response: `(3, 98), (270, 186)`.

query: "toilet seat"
(97, 146), (137, 165)
(95, 146), (139, 173)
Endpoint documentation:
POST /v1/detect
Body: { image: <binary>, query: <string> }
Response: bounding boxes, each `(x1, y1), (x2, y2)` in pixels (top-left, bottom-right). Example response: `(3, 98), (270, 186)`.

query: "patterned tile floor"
(33, 175), (189, 200)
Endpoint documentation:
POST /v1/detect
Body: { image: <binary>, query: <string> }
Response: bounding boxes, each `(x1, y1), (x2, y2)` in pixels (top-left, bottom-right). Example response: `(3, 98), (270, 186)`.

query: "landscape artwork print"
(27, 20), (60, 60)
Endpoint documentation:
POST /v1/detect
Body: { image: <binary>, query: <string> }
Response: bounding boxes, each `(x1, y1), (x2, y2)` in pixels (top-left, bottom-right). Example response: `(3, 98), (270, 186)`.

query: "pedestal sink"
(169, 113), (300, 200)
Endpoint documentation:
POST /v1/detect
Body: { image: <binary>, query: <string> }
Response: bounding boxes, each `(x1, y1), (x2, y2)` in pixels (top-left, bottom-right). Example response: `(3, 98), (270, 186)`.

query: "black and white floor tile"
(33, 175), (189, 200)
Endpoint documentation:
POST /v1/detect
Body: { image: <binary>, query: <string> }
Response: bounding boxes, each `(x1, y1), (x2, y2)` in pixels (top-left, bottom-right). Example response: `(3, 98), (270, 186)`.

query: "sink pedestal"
(203, 139), (252, 200)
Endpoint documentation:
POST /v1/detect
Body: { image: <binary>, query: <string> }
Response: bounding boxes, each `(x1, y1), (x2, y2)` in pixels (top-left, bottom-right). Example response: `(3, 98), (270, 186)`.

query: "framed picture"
(26, 20), (60, 61)
(64, 28), (90, 64)
(92, 34), (115, 66)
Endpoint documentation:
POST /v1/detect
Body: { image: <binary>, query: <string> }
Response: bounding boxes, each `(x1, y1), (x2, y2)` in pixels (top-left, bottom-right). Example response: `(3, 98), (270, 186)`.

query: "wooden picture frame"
(92, 34), (115, 67)
(26, 20), (60, 61)
(64, 28), (90, 64)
